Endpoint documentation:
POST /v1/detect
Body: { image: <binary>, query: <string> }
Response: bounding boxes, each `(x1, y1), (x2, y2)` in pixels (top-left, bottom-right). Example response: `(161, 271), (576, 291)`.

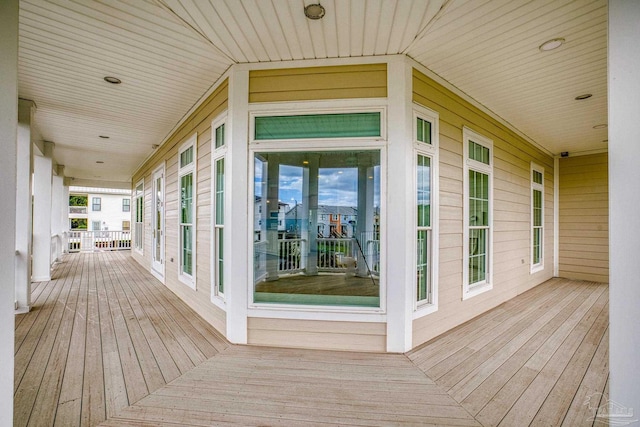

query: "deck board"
(15, 251), (609, 426)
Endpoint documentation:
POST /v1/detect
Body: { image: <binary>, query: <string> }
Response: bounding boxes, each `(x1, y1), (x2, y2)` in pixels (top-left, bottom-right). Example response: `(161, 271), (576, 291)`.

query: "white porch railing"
(317, 238), (354, 272)
(278, 238), (305, 273)
(68, 230), (131, 252)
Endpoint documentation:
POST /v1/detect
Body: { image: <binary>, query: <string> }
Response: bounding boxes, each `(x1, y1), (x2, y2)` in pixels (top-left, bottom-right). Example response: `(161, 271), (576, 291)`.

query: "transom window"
(178, 135), (197, 288)
(254, 112), (381, 140)
(463, 127), (493, 298)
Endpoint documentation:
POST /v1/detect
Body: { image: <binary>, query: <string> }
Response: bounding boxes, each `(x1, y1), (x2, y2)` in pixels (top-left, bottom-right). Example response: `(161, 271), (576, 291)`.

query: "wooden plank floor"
(16, 252), (609, 426)
(14, 251), (229, 427)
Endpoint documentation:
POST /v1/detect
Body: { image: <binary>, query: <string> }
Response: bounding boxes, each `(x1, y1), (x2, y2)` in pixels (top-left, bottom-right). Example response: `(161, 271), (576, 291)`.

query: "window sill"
(463, 282), (492, 300)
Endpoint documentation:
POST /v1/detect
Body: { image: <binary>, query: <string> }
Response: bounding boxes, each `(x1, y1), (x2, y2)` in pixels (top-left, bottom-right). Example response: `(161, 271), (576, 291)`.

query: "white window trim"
(178, 134), (197, 289)
(531, 162), (545, 274)
(134, 179), (144, 255)
(413, 104), (439, 318)
(462, 126), (493, 300)
(211, 114), (227, 309)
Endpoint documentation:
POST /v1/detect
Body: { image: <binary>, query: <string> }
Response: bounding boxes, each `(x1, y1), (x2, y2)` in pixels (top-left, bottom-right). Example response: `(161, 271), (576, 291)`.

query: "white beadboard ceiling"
(18, 0), (608, 187)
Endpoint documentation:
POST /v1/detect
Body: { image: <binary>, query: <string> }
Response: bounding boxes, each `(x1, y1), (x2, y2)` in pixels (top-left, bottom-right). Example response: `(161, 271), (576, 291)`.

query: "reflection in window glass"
(253, 150), (381, 307)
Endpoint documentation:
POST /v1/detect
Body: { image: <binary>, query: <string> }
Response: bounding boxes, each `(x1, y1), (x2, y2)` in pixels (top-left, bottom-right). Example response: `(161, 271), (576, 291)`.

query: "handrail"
(68, 230), (131, 252)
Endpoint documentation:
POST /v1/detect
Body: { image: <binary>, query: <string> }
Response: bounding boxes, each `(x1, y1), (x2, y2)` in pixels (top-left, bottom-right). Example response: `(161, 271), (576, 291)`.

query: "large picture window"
(463, 127), (493, 298)
(178, 135), (196, 288)
(531, 163), (544, 272)
(253, 149), (381, 308)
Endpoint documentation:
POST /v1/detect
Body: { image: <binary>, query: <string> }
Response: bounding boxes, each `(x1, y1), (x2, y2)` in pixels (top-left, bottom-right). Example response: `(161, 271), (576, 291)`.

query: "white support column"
(15, 99), (35, 313)
(265, 158), (280, 281)
(225, 67), (249, 344)
(0, 0), (18, 423)
(51, 174), (64, 262)
(385, 57), (414, 352)
(609, 0), (640, 416)
(356, 156), (375, 277)
(304, 156), (319, 275)
(32, 142), (54, 282)
(62, 182), (70, 253)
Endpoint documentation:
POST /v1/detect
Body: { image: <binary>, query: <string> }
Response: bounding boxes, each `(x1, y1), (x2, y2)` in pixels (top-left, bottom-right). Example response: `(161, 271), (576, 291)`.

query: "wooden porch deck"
(15, 251), (609, 426)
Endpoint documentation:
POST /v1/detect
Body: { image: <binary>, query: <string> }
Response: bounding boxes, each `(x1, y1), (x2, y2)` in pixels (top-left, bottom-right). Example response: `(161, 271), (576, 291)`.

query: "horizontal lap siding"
(247, 64), (387, 351)
(411, 69), (554, 347)
(131, 80), (229, 335)
(559, 153), (609, 282)
(249, 64), (387, 102)
(247, 318), (386, 352)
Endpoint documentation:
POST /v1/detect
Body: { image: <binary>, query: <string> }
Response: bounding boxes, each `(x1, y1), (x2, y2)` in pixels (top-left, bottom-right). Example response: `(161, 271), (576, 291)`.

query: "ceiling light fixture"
(593, 124), (607, 129)
(104, 76), (122, 84)
(304, 3), (325, 20)
(96, 161), (104, 164)
(99, 135), (110, 139)
(575, 93), (592, 100)
(539, 38), (565, 52)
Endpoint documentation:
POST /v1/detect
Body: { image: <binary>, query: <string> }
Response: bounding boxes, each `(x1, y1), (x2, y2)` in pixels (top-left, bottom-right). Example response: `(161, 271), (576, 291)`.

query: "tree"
(69, 195), (87, 206)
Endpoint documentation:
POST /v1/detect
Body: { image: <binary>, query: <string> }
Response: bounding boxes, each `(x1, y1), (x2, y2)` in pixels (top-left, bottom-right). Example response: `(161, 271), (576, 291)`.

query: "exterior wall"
(249, 63), (387, 102)
(87, 192), (130, 231)
(247, 318), (386, 352)
(411, 68), (555, 347)
(558, 153), (609, 282)
(246, 63), (388, 351)
(131, 79), (229, 334)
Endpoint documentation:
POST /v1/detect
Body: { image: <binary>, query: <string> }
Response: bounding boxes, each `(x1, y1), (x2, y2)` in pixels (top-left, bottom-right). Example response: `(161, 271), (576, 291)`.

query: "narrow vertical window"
(463, 127), (493, 298)
(212, 120), (226, 300)
(134, 181), (144, 253)
(414, 106), (439, 314)
(122, 198), (130, 212)
(178, 135), (197, 288)
(531, 164), (544, 272)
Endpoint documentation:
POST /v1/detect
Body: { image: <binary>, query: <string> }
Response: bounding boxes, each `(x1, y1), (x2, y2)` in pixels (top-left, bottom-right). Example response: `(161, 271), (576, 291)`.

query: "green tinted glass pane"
(180, 146), (194, 168)
(469, 141), (490, 165)
(533, 228), (541, 264)
(180, 173), (193, 223)
(215, 124), (225, 148)
(533, 190), (542, 226)
(533, 170), (543, 184)
(215, 159), (224, 225)
(255, 112), (381, 140)
(417, 155), (431, 227)
(217, 230), (224, 293)
(416, 117), (431, 144)
(182, 225), (192, 275)
(417, 230), (429, 302)
(469, 228), (487, 284)
(469, 170), (489, 225)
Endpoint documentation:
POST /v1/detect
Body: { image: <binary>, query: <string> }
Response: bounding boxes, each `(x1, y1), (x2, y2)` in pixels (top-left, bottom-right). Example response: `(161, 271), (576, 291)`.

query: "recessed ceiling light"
(304, 3), (325, 19)
(593, 124), (607, 129)
(152, 144), (159, 149)
(96, 161), (104, 164)
(99, 135), (110, 139)
(575, 94), (592, 100)
(539, 38), (565, 52)
(104, 76), (122, 84)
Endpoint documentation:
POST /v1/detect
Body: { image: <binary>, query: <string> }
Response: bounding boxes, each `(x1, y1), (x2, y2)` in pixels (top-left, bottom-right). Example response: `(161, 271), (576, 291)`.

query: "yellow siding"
(247, 318), (386, 352)
(249, 64), (387, 103)
(412, 69), (555, 347)
(559, 153), (609, 282)
(131, 79), (229, 335)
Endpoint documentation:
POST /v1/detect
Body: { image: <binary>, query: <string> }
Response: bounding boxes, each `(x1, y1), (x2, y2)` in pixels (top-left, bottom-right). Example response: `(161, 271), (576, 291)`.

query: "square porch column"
(32, 142), (55, 282)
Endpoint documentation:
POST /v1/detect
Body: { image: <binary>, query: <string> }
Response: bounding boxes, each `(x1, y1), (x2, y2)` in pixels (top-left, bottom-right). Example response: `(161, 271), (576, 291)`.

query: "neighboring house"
(253, 196), (287, 240)
(68, 186), (132, 232)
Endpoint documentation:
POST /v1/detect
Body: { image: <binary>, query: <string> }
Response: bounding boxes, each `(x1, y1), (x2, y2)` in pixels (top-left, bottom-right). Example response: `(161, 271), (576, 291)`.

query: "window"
(463, 127), (493, 298)
(212, 119), (226, 299)
(254, 112), (381, 140)
(122, 198), (130, 212)
(414, 106), (438, 313)
(531, 164), (544, 272)
(178, 135), (196, 287)
(253, 149), (381, 308)
(92, 197), (101, 211)
(122, 220), (131, 231)
(134, 181), (144, 252)
(92, 221), (101, 231)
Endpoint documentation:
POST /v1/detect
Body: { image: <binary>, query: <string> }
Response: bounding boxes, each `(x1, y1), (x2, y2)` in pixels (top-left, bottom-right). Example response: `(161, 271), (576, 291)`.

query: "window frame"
(92, 197), (101, 212)
(134, 180), (144, 254)
(462, 126), (494, 299)
(211, 114), (227, 306)
(178, 134), (197, 289)
(531, 163), (545, 273)
(122, 198), (130, 212)
(413, 104), (439, 317)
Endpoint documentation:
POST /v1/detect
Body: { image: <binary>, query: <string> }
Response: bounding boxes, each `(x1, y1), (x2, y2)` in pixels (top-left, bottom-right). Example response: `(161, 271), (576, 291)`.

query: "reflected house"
(286, 204), (358, 238)
(253, 196), (287, 241)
